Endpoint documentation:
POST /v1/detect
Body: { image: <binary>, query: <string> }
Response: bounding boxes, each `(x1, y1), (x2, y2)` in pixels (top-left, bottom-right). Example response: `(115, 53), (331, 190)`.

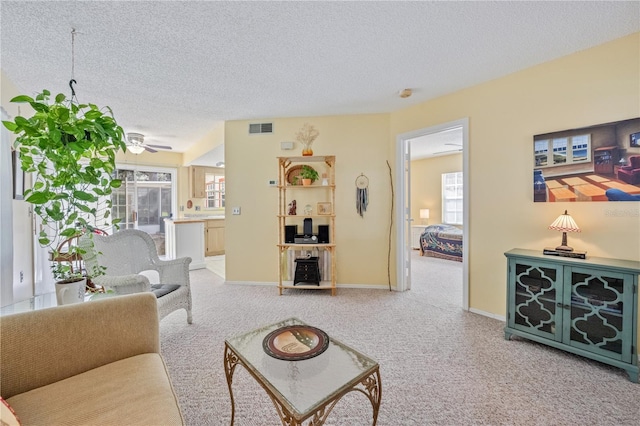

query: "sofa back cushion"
(1, 293), (159, 399)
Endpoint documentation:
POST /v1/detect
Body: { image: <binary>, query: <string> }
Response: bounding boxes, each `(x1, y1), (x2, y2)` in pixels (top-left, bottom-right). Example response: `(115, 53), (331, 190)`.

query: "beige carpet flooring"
(159, 253), (640, 425)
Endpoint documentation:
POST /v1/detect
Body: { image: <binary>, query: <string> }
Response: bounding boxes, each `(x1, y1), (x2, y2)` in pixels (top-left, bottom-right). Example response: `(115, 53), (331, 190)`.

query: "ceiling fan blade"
(144, 146), (158, 153)
(433, 148), (462, 155)
(145, 144), (172, 150)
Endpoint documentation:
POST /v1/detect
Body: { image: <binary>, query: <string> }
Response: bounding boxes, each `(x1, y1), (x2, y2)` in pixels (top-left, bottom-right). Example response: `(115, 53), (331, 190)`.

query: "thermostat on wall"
(280, 141), (294, 150)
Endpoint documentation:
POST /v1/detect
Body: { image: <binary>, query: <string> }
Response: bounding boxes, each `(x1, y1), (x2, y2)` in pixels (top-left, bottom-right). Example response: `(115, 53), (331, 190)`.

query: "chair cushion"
(151, 284), (180, 298)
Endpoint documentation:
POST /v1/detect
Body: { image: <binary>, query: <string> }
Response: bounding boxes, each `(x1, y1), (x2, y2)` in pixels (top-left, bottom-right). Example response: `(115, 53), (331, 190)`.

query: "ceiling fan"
(433, 143), (463, 155)
(126, 132), (173, 154)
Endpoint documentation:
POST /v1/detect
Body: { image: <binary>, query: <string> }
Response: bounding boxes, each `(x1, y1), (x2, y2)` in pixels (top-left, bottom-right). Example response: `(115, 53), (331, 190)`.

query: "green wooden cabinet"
(504, 248), (639, 382)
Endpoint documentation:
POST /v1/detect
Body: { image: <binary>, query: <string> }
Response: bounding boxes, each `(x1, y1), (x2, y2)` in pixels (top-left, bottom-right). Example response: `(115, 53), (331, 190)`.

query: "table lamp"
(548, 210), (581, 252)
(420, 209), (430, 225)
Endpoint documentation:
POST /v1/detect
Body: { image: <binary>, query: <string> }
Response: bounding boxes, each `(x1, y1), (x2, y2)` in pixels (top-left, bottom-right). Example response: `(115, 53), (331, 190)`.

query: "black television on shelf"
(631, 131), (640, 147)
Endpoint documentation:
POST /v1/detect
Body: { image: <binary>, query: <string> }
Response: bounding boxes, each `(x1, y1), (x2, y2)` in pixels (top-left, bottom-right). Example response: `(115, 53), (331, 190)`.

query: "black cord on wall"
(386, 160), (393, 291)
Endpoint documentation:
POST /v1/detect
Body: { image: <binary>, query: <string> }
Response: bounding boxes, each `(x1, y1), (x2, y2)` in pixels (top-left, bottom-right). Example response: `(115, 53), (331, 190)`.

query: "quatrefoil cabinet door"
(508, 259), (564, 341)
(562, 266), (635, 363)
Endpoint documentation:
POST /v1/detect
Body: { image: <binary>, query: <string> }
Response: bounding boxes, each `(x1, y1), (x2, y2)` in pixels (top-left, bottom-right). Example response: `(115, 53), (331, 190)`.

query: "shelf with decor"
(277, 156), (336, 295)
(593, 146), (619, 175)
(504, 248), (639, 382)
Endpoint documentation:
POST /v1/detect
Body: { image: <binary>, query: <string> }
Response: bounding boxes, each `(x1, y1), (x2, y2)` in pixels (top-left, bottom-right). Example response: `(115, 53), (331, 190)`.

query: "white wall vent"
(249, 122), (273, 134)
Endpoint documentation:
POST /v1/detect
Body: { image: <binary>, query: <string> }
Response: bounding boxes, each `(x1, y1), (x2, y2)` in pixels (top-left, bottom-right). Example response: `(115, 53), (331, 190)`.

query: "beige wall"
(410, 153), (463, 225)
(224, 114), (392, 285)
(4, 32), (639, 331)
(390, 33), (640, 318)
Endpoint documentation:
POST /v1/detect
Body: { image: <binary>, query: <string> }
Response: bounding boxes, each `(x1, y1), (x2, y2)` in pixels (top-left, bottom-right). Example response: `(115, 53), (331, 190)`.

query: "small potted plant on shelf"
(300, 165), (319, 186)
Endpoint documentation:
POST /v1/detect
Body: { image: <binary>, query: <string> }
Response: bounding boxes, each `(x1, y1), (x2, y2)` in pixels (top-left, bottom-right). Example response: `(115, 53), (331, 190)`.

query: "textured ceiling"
(2, 1), (639, 161)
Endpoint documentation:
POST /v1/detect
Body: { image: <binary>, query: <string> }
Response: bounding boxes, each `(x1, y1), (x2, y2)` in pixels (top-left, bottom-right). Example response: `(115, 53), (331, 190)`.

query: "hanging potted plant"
(2, 89), (127, 293)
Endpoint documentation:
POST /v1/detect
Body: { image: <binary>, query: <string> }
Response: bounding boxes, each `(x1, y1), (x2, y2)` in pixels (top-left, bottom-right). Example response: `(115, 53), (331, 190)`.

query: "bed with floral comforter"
(419, 224), (463, 262)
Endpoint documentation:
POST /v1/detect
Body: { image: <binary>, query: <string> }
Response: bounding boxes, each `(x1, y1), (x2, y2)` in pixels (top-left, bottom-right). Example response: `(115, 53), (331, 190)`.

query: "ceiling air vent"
(249, 122), (273, 134)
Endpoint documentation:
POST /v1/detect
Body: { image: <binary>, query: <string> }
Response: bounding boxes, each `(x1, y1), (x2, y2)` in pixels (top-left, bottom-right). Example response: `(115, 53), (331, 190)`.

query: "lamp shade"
(419, 209), (430, 219)
(548, 210), (580, 233)
(548, 210), (580, 252)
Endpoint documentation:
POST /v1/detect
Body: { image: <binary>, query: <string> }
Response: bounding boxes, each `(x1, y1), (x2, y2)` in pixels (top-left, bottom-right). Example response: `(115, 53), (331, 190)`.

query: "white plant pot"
(55, 278), (87, 305)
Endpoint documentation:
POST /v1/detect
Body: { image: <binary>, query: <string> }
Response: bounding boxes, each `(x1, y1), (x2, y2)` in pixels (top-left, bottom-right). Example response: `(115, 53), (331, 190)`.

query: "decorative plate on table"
(263, 325), (330, 361)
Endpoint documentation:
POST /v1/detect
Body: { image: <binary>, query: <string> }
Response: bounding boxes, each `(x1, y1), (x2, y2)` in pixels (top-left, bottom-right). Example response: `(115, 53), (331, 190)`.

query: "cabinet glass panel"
(568, 270), (625, 358)
(513, 262), (559, 337)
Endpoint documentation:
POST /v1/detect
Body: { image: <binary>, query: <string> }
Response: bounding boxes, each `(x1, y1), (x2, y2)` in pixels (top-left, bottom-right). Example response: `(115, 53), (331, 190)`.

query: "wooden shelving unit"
(593, 146), (619, 175)
(277, 156), (336, 295)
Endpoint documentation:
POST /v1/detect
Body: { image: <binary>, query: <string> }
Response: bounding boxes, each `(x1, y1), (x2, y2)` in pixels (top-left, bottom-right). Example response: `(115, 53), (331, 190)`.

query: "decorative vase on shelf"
(296, 123), (319, 157)
(302, 142), (313, 157)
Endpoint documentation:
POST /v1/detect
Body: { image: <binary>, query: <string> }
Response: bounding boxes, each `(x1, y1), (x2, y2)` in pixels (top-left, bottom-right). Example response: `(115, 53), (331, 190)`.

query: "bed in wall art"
(419, 224), (463, 262)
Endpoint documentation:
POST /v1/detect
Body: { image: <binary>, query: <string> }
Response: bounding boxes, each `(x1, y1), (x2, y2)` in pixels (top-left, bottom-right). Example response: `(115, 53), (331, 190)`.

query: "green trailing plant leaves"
(2, 121), (18, 131)
(4, 89), (126, 280)
(14, 116), (30, 127)
(25, 192), (50, 204)
(9, 95), (34, 103)
(84, 110), (102, 120)
(29, 102), (49, 113)
(60, 228), (79, 238)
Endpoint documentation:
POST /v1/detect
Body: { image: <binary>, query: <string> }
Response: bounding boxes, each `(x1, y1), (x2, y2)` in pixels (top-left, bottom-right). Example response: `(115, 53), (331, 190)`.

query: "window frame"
(441, 171), (463, 225)
(205, 173), (225, 209)
(534, 134), (591, 168)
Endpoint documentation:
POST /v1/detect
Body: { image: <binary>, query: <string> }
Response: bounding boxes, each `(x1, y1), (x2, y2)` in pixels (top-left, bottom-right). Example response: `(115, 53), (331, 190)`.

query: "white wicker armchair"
(79, 229), (193, 323)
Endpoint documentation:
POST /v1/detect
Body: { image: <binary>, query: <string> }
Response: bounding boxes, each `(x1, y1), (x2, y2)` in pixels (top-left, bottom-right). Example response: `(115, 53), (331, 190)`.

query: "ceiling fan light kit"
(127, 144), (146, 154)
(126, 132), (173, 154)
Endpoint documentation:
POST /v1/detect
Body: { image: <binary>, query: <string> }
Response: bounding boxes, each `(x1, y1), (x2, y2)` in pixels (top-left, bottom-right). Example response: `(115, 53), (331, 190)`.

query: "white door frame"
(395, 118), (470, 310)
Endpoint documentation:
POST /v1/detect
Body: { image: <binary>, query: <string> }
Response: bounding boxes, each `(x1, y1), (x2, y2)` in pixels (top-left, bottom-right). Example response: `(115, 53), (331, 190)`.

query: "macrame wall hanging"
(355, 173), (369, 217)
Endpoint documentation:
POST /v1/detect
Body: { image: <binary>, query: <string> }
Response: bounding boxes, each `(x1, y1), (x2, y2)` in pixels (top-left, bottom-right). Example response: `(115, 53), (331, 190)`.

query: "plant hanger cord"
(69, 28), (78, 103)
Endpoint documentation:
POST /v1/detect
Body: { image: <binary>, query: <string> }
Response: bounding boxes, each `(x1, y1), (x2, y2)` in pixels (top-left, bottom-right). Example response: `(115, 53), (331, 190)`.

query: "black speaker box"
(285, 225), (297, 243)
(318, 224), (330, 243)
(303, 218), (313, 236)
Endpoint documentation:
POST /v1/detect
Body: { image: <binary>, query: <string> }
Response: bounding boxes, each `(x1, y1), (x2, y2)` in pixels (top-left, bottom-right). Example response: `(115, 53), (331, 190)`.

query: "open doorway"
(111, 166), (178, 256)
(395, 118), (469, 310)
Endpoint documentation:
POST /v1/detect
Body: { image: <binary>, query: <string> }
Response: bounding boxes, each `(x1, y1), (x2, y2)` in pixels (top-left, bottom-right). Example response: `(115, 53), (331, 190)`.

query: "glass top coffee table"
(224, 317), (381, 425)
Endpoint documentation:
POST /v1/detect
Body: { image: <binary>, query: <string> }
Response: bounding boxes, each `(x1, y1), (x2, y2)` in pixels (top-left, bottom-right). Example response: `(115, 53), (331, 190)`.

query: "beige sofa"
(0, 293), (184, 425)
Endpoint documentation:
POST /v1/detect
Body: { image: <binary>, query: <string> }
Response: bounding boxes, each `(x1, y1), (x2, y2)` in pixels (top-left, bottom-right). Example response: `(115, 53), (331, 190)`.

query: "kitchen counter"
(164, 220), (206, 270)
(170, 218), (207, 224)
(171, 215), (225, 223)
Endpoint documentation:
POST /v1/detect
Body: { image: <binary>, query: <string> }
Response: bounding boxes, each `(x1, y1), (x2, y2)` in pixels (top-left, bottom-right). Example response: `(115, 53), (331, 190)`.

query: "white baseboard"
(469, 307), (505, 322)
(225, 281), (393, 290)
